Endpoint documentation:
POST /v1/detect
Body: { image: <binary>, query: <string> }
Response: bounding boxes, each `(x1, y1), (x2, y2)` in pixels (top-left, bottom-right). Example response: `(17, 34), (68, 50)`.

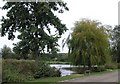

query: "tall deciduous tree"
(112, 25), (120, 63)
(1, 45), (13, 59)
(1, 1), (69, 58)
(64, 19), (111, 69)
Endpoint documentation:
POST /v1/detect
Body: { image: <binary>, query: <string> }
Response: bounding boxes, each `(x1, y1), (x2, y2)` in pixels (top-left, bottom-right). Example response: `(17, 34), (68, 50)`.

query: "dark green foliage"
(74, 67), (85, 74)
(0, 45), (24, 59)
(118, 63), (120, 69)
(35, 53), (68, 62)
(56, 53), (68, 62)
(64, 67), (89, 74)
(112, 25), (120, 63)
(1, 45), (14, 59)
(34, 61), (61, 78)
(2, 59), (61, 82)
(1, 2), (69, 58)
(73, 66), (105, 74)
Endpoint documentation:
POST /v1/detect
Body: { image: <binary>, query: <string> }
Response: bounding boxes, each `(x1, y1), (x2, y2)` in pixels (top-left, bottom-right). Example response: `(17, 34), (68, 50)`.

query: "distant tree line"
(0, 45), (68, 62)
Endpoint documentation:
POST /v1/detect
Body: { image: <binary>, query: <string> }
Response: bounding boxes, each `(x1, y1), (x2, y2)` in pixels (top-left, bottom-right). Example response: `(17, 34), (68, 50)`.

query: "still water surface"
(50, 64), (75, 76)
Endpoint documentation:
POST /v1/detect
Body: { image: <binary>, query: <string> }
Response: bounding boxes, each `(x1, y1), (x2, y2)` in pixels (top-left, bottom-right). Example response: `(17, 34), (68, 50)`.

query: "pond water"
(50, 64), (75, 76)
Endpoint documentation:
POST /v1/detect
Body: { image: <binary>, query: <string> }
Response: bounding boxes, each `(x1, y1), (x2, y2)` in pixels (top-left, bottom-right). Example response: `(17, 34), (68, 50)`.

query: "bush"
(3, 69), (31, 82)
(72, 67), (86, 74)
(33, 61), (61, 78)
(2, 59), (35, 82)
(2, 59), (61, 82)
(105, 63), (117, 69)
(92, 65), (106, 72)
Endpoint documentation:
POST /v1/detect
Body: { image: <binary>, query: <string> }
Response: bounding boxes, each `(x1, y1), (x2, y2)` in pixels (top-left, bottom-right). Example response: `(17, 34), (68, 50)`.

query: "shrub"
(3, 69), (30, 82)
(73, 67), (86, 74)
(2, 59), (61, 82)
(105, 63), (117, 69)
(92, 65), (106, 72)
(33, 61), (61, 78)
(2, 59), (35, 82)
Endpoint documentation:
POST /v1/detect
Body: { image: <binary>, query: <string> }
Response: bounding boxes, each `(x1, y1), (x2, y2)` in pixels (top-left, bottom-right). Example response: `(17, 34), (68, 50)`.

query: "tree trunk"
(88, 54), (91, 70)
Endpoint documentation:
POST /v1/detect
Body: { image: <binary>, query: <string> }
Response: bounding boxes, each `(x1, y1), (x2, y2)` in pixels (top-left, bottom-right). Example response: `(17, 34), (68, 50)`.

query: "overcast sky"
(0, 0), (119, 53)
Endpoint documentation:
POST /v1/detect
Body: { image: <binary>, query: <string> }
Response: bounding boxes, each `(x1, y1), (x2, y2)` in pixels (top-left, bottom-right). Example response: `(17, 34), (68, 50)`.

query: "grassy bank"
(85, 69), (119, 76)
(3, 69), (119, 84)
(29, 74), (83, 83)
(27, 68), (119, 83)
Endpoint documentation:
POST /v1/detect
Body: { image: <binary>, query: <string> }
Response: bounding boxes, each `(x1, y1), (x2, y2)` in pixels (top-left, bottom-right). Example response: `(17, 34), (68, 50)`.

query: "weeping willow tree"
(64, 19), (111, 69)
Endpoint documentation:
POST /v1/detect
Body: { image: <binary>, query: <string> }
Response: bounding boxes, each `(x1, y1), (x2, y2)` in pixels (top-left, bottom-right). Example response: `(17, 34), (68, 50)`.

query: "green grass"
(27, 69), (119, 84)
(85, 69), (118, 76)
(23, 69), (118, 84)
(26, 74), (83, 84)
(3, 69), (119, 84)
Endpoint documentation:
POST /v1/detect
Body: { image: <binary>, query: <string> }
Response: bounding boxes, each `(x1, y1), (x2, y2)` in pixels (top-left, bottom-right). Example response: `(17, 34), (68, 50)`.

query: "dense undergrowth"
(2, 59), (61, 82)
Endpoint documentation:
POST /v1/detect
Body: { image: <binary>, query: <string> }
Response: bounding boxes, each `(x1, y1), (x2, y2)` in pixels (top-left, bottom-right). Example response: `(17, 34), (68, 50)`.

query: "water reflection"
(50, 64), (75, 76)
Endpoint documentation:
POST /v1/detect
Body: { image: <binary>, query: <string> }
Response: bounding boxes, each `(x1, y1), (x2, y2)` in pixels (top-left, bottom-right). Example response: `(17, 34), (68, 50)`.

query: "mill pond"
(50, 64), (75, 76)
